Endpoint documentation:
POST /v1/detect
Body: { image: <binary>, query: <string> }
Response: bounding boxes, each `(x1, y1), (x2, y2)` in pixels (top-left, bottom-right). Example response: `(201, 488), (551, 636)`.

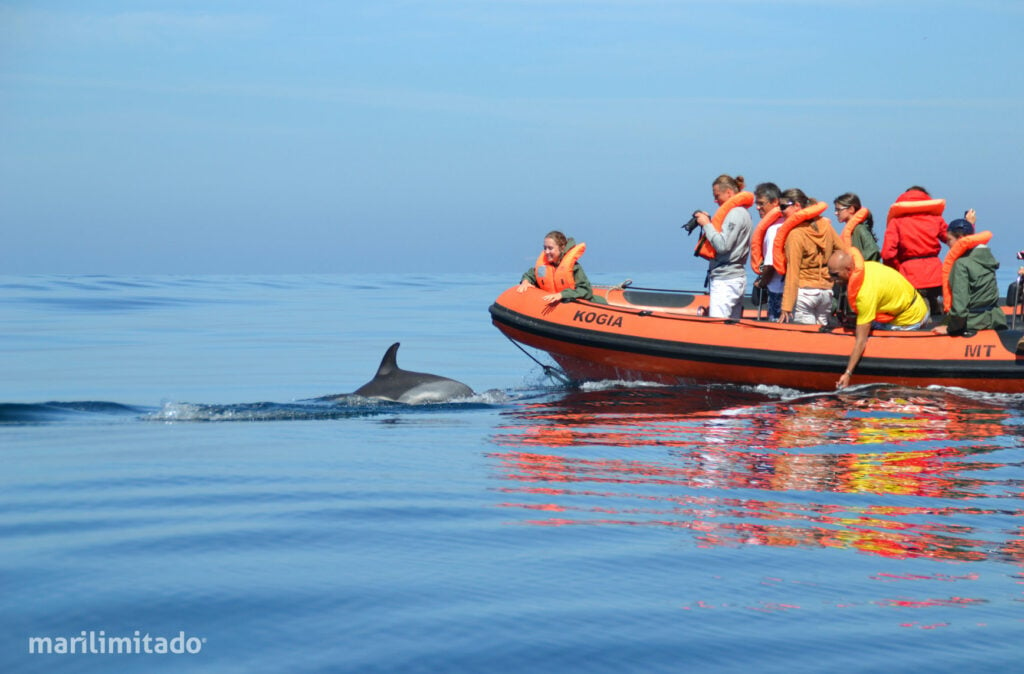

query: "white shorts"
(793, 288), (833, 325)
(709, 276), (746, 319)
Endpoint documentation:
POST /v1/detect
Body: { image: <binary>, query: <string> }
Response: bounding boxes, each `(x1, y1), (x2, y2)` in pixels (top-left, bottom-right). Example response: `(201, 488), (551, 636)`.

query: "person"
(932, 210), (1007, 336)
(834, 192), (880, 262)
(517, 230), (595, 304)
(773, 188), (841, 325)
(750, 182), (785, 321)
(692, 174), (753, 319)
(881, 186), (948, 316)
(828, 249), (930, 389)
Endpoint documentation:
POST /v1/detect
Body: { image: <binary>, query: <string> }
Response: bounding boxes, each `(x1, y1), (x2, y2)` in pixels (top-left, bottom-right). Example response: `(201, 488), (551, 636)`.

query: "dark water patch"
(22, 296), (196, 312)
(0, 401), (147, 425)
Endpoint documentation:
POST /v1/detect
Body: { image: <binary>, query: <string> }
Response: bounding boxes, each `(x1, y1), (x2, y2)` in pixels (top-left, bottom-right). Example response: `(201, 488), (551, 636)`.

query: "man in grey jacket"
(694, 174), (753, 319)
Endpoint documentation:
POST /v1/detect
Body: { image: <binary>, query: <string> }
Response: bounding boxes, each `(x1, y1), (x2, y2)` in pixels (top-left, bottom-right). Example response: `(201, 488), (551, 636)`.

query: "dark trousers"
(918, 286), (943, 317)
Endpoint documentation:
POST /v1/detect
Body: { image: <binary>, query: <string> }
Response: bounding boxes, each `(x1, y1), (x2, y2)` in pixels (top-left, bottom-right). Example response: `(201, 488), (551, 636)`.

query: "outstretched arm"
(837, 322), (872, 389)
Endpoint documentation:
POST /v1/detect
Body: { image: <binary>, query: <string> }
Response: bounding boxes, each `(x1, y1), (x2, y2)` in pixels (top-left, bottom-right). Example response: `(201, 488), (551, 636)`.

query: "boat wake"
(147, 389), (516, 423)
(0, 401), (146, 425)
(4, 381), (1020, 426)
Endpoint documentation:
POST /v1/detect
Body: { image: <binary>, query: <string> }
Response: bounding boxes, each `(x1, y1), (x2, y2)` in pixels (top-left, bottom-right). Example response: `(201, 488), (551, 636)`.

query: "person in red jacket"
(881, 186), (948, 316)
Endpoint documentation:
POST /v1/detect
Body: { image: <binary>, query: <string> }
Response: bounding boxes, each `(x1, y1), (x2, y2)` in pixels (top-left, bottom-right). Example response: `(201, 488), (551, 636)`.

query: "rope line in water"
(504, 335), (575, 387)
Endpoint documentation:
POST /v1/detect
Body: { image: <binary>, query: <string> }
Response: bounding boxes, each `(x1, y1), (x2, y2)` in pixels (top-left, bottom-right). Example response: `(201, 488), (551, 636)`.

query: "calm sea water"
(2, 273), (1022, 673)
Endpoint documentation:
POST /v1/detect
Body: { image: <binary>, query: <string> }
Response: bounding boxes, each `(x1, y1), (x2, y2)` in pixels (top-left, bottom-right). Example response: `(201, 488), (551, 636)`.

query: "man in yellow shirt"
(827, 249), (930, 389)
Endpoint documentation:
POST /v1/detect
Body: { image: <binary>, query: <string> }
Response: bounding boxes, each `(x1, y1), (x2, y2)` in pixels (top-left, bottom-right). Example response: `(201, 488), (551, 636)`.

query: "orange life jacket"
(886, 198), (945, 224)
(534, 242), (586, 292)
(749, 206), (782, 273)
(694, 191), (755, 261)
(846, 247), (895, 324)
(840, 207), (870, 248)
(771, 201), (829, 275)
(941, 231), (993, 313)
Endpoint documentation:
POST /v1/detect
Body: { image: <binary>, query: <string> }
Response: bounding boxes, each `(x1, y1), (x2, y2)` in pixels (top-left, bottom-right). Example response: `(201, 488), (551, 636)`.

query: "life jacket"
(886, 197), (945, 224)
(534, 242), (586, 292)
(941, 231), (993, 313)
(749, 206), (781, 273)
(694, 191), (755, 261)
(846, 247), (895, 324)
(770, 201), (829, 275)
(840, 207), (870, 248)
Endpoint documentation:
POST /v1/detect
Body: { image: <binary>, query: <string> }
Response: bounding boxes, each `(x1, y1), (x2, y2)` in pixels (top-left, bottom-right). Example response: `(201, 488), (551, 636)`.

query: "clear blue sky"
(3, 0), (1023, 276)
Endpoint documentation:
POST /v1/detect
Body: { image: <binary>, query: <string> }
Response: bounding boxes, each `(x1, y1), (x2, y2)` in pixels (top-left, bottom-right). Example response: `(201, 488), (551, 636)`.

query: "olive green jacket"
(851, 224), (881, 263)
(946, 245), (1007, 334)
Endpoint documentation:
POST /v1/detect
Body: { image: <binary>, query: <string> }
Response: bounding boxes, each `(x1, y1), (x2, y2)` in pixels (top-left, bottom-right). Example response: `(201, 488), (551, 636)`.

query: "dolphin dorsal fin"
(376, 342), (401, 377)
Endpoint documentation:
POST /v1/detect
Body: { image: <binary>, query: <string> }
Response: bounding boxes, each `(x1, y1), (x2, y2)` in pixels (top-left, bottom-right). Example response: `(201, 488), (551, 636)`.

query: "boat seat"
(621, 289), (699, 309)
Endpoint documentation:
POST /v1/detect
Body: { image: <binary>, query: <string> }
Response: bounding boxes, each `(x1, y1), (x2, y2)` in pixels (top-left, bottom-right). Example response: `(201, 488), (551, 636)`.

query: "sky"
(2, 0), (1024, 277)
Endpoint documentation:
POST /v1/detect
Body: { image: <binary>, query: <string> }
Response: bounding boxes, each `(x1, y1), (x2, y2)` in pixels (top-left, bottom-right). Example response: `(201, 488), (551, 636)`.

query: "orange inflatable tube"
(749, 206), (782, 273)
(839, 207), (870, 248)
(771, 201), (829, 275)
(695, 191), (755, 261)
(887, 198), (945, 223)
(534, 242), (586, 292)
(941, 231), (992, 313)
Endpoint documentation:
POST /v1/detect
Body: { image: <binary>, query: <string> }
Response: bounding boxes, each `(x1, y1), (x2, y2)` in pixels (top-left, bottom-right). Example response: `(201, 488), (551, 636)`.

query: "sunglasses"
(779, 201), (796, 210)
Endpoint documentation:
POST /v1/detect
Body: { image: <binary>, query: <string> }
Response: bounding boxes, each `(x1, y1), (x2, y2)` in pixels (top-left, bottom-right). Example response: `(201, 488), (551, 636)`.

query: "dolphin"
(351, 342), (474, 404)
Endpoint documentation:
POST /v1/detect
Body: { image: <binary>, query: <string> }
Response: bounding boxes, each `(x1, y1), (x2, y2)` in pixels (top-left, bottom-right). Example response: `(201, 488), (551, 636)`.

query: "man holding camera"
(689, 174), (753, 319)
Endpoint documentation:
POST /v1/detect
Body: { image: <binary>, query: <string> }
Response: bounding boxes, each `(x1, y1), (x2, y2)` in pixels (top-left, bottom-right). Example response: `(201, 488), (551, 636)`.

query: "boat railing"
(1010, 272), (1024, 330)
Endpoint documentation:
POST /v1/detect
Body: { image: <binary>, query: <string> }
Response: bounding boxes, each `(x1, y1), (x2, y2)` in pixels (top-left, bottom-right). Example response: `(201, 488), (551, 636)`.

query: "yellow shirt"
(855, 262), (929, 326)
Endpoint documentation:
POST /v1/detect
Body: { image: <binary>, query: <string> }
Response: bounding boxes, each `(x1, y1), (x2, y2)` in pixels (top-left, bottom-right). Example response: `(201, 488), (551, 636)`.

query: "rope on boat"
(503, 335), (576, 387)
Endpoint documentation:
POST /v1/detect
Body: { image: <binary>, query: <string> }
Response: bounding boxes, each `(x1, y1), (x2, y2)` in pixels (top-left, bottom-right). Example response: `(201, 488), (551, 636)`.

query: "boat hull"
(490, 286), (1024, 393)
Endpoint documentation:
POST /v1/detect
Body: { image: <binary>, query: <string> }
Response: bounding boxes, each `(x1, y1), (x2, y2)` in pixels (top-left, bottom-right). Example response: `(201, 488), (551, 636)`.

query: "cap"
(948, 218), (974, 237)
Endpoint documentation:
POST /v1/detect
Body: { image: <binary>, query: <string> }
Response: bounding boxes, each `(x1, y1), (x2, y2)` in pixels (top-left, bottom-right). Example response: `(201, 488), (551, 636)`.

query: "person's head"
(543, 230), (568, 264)
(906, 185), (930, 196)
(712, 174), (744, 206)
(779, 188), (811, 218)
(947, 218), (974, 243)
(833, 192), (862, 224)
(754, 182), (781, 217)
(827, 249), (854, 284)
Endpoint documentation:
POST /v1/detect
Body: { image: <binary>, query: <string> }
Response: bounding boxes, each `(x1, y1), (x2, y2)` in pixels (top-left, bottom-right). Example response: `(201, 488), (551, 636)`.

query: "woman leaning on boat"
(517, 230), (598, 305)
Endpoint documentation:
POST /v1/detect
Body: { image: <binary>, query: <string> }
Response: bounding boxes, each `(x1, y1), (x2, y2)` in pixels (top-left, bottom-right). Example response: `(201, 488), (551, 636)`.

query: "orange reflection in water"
(489, 386), (1023, 563)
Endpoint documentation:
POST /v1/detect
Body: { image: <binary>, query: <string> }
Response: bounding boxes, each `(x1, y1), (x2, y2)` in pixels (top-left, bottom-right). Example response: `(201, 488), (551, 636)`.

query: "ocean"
(2, 272), (1022, 673)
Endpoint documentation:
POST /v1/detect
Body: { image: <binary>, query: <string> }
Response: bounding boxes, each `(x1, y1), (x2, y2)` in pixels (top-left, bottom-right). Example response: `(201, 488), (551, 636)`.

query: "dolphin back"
(353, 342), (473, 403)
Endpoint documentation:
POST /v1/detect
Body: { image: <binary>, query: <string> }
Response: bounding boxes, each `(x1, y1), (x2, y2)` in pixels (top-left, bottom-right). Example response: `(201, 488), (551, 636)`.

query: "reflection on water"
(489, 386), (1023, 565)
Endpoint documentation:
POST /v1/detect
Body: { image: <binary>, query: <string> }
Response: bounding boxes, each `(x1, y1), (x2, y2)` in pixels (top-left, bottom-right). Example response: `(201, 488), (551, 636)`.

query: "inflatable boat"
(489, 284), (1024, 393)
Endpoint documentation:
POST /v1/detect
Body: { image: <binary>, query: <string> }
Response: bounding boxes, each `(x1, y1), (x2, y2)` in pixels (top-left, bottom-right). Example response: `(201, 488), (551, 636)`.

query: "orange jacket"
(534, 242), (586, 292)
(941, 231), (992, 313)
(695, 191), (755, 261)
(750, 206), (782, 273)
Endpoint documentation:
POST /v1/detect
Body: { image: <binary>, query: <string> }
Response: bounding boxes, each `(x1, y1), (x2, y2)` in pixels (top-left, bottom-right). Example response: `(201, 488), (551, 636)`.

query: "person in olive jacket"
(932, 210), (1007, 336)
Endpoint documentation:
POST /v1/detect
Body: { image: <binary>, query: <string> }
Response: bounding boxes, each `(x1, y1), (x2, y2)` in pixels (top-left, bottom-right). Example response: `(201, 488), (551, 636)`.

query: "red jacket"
(881, 189), (948, 289)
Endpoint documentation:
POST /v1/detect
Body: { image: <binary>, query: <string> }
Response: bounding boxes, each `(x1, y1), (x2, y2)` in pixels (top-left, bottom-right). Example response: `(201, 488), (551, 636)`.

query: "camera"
(682, 212), (702, 235)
